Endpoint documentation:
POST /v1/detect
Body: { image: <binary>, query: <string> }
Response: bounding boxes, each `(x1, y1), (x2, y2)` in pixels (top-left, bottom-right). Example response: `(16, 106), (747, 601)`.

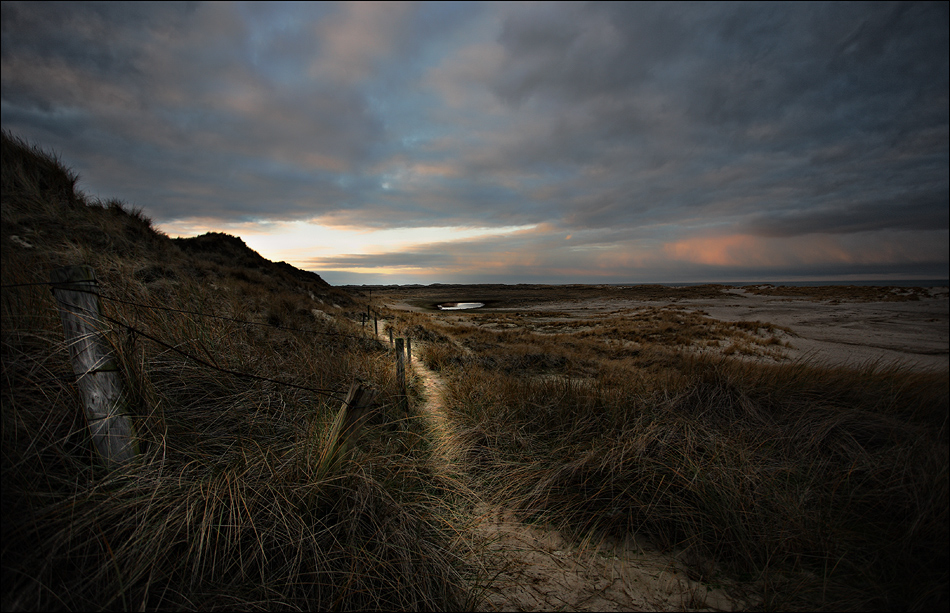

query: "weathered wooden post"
(318, 380), (377, 475)
(395, 337), (406, 404)
(50, 265), (138, 464)
(374, 313), (378, 336)
(388, 328), (393, 347)
(406, 336), (412, 364)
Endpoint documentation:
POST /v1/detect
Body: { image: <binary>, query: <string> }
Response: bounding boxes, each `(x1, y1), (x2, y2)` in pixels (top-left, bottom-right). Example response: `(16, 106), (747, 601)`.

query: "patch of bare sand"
(514, 288), (949, 371)
(689, 289), (949, 371)
(399, 331), (749, 612)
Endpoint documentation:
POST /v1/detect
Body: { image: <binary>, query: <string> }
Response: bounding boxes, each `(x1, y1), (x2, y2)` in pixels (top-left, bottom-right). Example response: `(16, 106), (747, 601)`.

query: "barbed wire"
(1, 279), (397, 403)
(0, 281), (63, 289)
(100, 292), (370, 339)
(2, 280), (379, 340)
(95, 309), (346, 402)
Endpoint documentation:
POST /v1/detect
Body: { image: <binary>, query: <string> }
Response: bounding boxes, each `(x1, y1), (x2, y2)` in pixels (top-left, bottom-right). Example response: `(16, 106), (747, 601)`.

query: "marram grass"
(1, 131), (470, 611)
(410, 312), (949, 611)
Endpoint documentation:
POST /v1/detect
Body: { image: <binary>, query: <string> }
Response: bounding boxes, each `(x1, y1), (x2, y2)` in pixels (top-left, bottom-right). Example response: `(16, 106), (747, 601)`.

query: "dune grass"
(395, 306), (949, 611)
(1, 132), (470, 611)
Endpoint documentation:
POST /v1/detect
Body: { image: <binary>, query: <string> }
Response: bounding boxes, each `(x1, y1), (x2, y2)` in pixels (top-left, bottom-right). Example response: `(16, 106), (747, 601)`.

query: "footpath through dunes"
(376, 320), (748, 612)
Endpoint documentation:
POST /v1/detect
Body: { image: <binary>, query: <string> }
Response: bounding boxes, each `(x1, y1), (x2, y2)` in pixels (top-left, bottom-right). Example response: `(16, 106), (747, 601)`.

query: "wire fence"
(2, 281), (370, 338)
(1, 279), (393, 404)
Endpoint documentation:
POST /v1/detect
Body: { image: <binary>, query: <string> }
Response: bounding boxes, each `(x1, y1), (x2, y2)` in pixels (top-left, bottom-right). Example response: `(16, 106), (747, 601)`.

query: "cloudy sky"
(2, 1), (947, 285)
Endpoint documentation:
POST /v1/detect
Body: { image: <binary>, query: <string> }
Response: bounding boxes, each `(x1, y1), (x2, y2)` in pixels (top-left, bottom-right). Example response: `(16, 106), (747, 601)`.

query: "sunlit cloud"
(160, 217), (537, 270)
(664, 231), (949, 269)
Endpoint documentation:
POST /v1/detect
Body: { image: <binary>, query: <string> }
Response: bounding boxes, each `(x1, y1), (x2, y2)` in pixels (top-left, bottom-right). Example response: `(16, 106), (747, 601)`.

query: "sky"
(2, 1), (948, 285)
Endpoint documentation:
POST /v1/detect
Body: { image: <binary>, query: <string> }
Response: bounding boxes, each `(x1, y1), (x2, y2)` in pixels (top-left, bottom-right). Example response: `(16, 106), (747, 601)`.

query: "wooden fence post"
(318, 380), (377, 475)
(388, 328), (393, 347)
(374, 313), (378, 336)
(395, 337), (406, 402)
(406, 336), (412, 365)
(50, 265), (138, 464)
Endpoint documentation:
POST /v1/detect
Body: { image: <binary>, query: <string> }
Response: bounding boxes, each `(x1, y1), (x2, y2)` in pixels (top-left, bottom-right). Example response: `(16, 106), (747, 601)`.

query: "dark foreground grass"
(1, 132), (470, 611)
(413, 313), (949, 611)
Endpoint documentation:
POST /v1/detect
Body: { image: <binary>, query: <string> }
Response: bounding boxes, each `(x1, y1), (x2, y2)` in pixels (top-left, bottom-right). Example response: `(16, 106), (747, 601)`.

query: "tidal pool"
(437, 302), (484, 310)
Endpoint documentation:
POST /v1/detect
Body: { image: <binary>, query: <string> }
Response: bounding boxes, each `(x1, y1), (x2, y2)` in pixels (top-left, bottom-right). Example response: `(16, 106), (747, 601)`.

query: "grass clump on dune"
(1, 132), (469, 611)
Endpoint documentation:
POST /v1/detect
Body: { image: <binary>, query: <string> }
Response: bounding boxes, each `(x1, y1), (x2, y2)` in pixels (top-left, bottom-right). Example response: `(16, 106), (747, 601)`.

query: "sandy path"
(384, 323), (747, 611)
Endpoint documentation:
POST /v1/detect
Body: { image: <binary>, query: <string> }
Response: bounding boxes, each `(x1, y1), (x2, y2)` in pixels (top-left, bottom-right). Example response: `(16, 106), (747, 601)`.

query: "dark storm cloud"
(490, 2), (948, 137)
(747, 191), (950, 237)
(1, 2), (190, 93)
(1, 1), (391, 220)
(474, 1), (949, 236)
(1, 1), (946, 283)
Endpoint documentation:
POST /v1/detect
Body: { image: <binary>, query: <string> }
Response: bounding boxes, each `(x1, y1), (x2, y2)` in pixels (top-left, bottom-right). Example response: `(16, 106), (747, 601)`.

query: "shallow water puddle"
(438, 302), (484, 310)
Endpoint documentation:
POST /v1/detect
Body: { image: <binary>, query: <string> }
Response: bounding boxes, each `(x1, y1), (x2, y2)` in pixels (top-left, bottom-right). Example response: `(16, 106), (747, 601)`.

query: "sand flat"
(373, 284), (949, 371)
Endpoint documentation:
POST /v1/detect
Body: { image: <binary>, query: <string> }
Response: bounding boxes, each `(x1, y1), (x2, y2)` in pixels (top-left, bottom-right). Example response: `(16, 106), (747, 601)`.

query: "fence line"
(2, 279), (416, 406)
(100, 292), (368, 340)
(3, 270), (439, 477)
(97, 310), (346, 402)
(2, 279), (369, 403)
(2, 281), (369, 340)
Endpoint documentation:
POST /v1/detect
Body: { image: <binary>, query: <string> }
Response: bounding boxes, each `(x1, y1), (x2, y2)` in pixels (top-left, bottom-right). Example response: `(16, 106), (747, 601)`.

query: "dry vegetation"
(3, 131), (947, 611)
(741, 284), (937, 302)
(382, 289), (949, 611)
(391, 304), (794, 382)
(1, 132), (470, 611)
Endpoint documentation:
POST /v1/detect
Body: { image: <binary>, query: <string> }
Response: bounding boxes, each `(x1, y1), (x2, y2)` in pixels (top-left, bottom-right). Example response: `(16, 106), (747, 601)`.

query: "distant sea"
(645, 280), (949, 288)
